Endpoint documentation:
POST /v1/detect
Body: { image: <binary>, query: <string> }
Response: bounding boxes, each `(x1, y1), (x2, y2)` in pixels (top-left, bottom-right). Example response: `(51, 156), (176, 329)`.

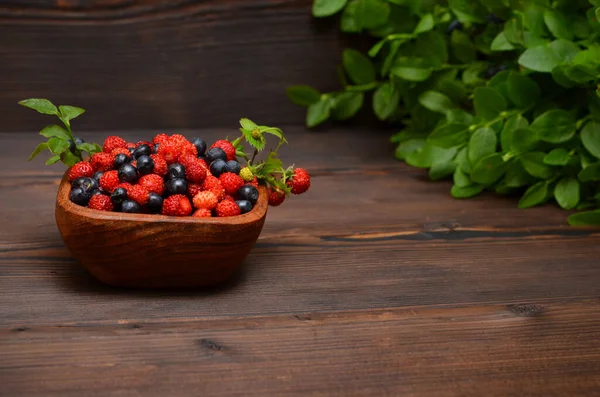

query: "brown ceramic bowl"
(55, 170), (268, 288)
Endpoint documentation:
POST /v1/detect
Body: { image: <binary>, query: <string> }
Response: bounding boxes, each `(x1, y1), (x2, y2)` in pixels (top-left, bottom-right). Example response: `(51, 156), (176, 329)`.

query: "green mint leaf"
(47, 137), (69, 154)
(312, 0), (348, 17)
(451, 30), (477, 63)
(332, 92), (364, 120)
(29, 142), (48, 161)
(518, 181), (549, 209)
(343, 49), (376, 85)
(240, 118), (258, 130)
(468, 127), (497, 165)
(418, 91), (455, 114)
(554, 177), (580, 210)
(46, 154), (61, 165)
(356, 0), (390, 29)
(413, 13), (434, 34)
(286, 86), (321, 107)
(60, 151), (79, 167)
(395, 139), (426, 161)
(307, 97), (334, 128)
(373, 82), (400, 120)
(471, 153), (506, 185)
(568, 210), (600, 226)
(544, 9), (573, 41)
(59, 105), (85, 122)
(39, 125), (70, 140)
(507, 72), (541, 109)
(530, 109), (576, 144)
(544, 148), (572, 166)
(474, 87), (507, 121)
(451, 184), (484, 199)
(521, 152), (554, 179)
(578, 163), (600, 182)
(581, 121), (600, 159)
(491, 32), (516, 52)
(428, 123), (469, 149)
(18, 98), (59, 115)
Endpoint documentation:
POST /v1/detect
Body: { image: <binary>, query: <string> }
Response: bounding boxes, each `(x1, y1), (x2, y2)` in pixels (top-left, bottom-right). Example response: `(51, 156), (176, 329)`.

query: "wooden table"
(2, 128), (600, 396)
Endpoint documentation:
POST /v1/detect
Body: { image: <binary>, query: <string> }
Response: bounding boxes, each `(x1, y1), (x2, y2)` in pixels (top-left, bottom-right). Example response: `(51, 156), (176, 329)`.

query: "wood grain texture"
(0, 0), (346, 131)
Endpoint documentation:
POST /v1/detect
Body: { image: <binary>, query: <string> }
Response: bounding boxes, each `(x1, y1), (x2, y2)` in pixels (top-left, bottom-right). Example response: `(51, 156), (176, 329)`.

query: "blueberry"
(237, 185), (259, 204)
(128, 147), (135, 155)
(79, 177), (99, 193)
(166, 178), (188, 196)
(68, 140), (76, 153)
(121, 200), (141, 213)
(227, 160), (241, 175)
(137, 155), (154, 176)
(71, 177), (87, 188)
(191, 137), (207, 155)
(93, 171), (104, 182)
(147, 192), (164, 213)
(209, 159), (229, 177)
(91, 190), (104, 196)
(446, 20), (462, 34)
(118, 164), (139, 183)
(114, 153), (130, 169)
(74, 137), (84, 146)
(133, 144), (152, 159)
(70, 187), (91, 206)
(236, 200), (253, 214)
(206, 147), (227, 163)
(167, 163), (186, 180)
(111, 187), (128, 207)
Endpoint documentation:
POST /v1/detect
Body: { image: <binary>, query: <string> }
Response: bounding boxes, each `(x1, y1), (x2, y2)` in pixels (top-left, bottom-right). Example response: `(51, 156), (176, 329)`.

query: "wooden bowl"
(55, 171), (268, 288)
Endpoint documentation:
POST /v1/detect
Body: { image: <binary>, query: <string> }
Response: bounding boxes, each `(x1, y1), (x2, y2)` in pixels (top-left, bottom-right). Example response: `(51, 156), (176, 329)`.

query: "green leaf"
(455, 146), (471, 174)
(451, 30), (477, 63)
(578, 163), (600, 181)
(448, 0), (486, 23)
(47, 137), (69, 154)
(544, 9), (573, 40)
(518, 181), (549, 209)
(503, 161), (536, 188)
(77, 142), (101, 154)
(581, 121), (600, 159)
(373, 82), (400, 120)
(18, 98), (59, 115)
(568, 210), (600, 226)
(60, 151), (79, 167)
(521, 152), (554, 179)
(525, 5), (547, 37)
(414, 31), (448, 65)
(312, 0), (348, 17)
(550, 39), (581, 62)
(507, 72), (541, 109)
(405, 142), (440, 168)
(242, 128), (267, 151)
(504, 18), (525, 45)
(28, 142), (48, 161)
(392, 66), (432, 82)
(429, 147), (458, 180)
(343, 49), (376, 85)
(240, 118), (258, 130)
(510, 128), (539, 153)
(395, 139), (426, 160)
(58, 105), (85, 122)
(418, 91), (455, 114)
(413, 13), (434, 34)
(501, 115), (529, 153)
(551, 65), (578, 88)
(554, 177), (580, 210)
(490, 32), (516, 51)
(544, 148), (572, 166)
(438, 80), (468, 103)
(453, 167), (471, 187)
(471, 153), (506, 185)
(447, 109), (474, 125)
(474, 87), (507, 121)
(451, 184), (484, 198)
(286, 86), (321, 107)
(356, 0), (390, 29)
(468, 127), (497, 164)
(39, 125), (70, 140)
(428, 123), (469, 148)
(530, 109), (576, 143)
(332, 92), (364, 120)
(518, 43), (562, 72)
(46, 155), (61, 165)
(564, 64), (598, 83)
(341, 0), (361, 32)
(306, 98), (334, 128)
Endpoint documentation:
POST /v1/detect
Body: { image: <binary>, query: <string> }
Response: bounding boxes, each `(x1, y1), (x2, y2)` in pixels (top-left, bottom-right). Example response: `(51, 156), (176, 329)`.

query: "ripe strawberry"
(219, 172), (244, 195)
(268, 187), (285, 207)
(136, 140), (155, 152)
(186, 159), (207, 183)
(240, 167), (254, 182)
(202, 176), (225, 201)
(153, 133), (169, 146)
(178, 154), (198, 169)
(162, 194), (192, 217)
(223, 195), (236, 202)
(210, 140), (236, 161)
(88, 194), (113, 212)
(90, 152), (114, 172)
(150, 154), (167, 176)
(99, 170), (120, 193)
(192, 208), (212, 218)
(128, 185), (150, 205)
(157, 140), (180, 164)
(192, 191), (218, 210)
(215, 200), (241, 217)
(110, 147), (131, 158)
(169, 134), (188, 144)
(180, 142), (198, 159)
(288, 168), (311, 195)
(188, 183), (202, 199)
(197, 158), (209, 170)
(126, 142), (136, 150)
(103, 136), (127, 153)
(139, 174), (165, 195)
(115, 182), (133, 194)
(68, 161), (95, 181)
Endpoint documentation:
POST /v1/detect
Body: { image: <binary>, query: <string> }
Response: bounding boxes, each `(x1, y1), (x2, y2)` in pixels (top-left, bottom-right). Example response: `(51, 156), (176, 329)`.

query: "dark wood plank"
(2, 301), (600, 396)
(0, 0), (345, 131)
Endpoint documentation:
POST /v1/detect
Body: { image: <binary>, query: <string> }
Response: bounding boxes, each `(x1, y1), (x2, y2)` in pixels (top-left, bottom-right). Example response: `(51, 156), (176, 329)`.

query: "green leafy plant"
(289, 0), (600, 226)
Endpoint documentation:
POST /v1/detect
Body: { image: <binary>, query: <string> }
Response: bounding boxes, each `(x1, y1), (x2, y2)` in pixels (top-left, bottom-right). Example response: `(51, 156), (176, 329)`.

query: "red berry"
(103, 136), (127, 153)
(115, 182), (133, 194)
(215, 200), (241, 217)
(210, 140), (236, 161)
(186, 159), (207, 183)
(192, 191), (218, 210)
(110, 147), (131, 158)
(248, 176), (259, 188)
(197, 158), (208, 170)
(288, 168), (311, 195)
(157, 141), (180, 164)
(139, 174), (165, 195)
(128, 185), (150, 205)
(153, 133), (169, 145)
(192, 208), (212, 218)
(150, 154), (167, 176)
(126, 142), (136, 149)
(169, 134), (188, 144)
(223, 195), (235, 202)
(268, 188), (285, 207)
(90, 152), (114, 172)
(188, 183), (202, 199)
(179, 154), (198, 169)
(219, 172), (244, 195)
(162, 194), (192, 217)
(88, 194), (114, 212)
(180, 142), (198, 158)
(202, 176), (225, 201)
(136, 140), (155, 152)
(68, 161), (95, 181)
(99, 170), (120, 193)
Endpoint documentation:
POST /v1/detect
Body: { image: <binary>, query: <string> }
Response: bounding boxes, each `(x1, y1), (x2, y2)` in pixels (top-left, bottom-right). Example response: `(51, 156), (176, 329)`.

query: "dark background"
(0, 0), (346, 132)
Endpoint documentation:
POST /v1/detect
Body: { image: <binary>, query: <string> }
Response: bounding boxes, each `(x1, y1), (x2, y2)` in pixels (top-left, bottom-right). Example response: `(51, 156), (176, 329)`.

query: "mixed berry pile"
(67, 133), (310, 217)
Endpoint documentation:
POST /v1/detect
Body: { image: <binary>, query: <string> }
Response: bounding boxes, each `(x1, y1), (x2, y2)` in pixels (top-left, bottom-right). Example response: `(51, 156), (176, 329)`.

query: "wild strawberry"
(179, 154), (198, 169)
(90, 152), (114, 172)
(219, 172), (244, 195)
(162, 194), (192, 217)
(68, 161), (95, 181)
(169, 134), (188, 144)
(126, 142), (136, 150)
(186, 159), (207, 183)
(197, 158), (209, 170)
(152, 133), (169, 146)
(103, 136), (127, 153)
(215, 200), (241, 217)
(136, 141), (154, 152)
(202, 176), (225, 200)
(99, 170), (120, 193)
(139, 174), (165, 195)
(248, 176), (259, 188)
(110, 147), (131, 158)
(150, 154), (167, 176)
(157, 140), (180, 164)
(210, 140), (236, 161)
(223, 195), (236, 202)
(268, 187), (285, 207)
(180, 142), (198, 159)
(193, 191), (218, 210)
(88, 194), (113, 212)
(288, 168), (311, 194)
(192, 208), (212, 218)
(115, 182), (133, 194)
(240, 167), (254, 182)
(127, 185), (150, 205)
(188, 183), (202, 199)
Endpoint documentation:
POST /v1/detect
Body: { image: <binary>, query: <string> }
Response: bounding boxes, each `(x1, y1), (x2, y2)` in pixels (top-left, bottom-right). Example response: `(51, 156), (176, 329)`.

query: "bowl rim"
(57, 170), (268, 225)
